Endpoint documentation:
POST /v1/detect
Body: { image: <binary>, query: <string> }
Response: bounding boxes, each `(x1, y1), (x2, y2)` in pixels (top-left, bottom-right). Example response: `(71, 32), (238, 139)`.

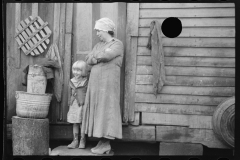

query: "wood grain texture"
(159, 142), (203, 155)
(65, 3), (73, 33)
(122, 125), (155, 141)
(142, 112), (213, 129)
(124, 37), (138, 123)
(139, 18), (235, 27)
(137, 47), (235, 58)
(126, 3), (139, 36)
(139, 27), (235, 37)
(136, 75), (235, 86)
(58, 3), (66, 121)
(53, 3), (60, 44)
(135, 85), (235, 97)
(38, 3), (54, 57)
(136, 93), (228, 106)
(137, 56), (235, 68)
(140, 3), (235, 8)
(156, 126), (229, 148)
(14, 3), (21, 68)
(139, 8), (235, 18)
(138, 37), (235, 48)
(130, 112), (140, 126)
(12, 116), (49, 155)
(137, 66), (235, 77)
(124, 3), (139, 123)
(61, 34), (72, 122)
(72, 3), (92, 62)
(135, 103), (216, 116)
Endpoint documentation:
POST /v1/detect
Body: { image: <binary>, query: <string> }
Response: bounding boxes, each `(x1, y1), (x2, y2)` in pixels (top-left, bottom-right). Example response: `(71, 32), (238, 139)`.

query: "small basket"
(15, 91), (52, 119)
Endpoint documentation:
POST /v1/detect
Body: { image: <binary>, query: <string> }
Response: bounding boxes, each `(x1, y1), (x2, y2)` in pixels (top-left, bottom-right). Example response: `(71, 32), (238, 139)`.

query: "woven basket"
(15, 91), (52, 119)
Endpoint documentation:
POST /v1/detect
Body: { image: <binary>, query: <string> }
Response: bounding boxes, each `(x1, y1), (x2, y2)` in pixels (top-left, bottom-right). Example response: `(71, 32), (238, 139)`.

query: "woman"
(81, 17), (123, 155)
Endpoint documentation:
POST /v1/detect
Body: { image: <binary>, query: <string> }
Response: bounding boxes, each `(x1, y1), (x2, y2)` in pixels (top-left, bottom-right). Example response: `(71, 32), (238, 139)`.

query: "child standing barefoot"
(67, 60), (89, 149)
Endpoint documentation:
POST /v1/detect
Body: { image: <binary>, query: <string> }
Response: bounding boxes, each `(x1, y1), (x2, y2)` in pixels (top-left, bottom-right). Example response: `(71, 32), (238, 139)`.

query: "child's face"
(72, 68), (82, 79)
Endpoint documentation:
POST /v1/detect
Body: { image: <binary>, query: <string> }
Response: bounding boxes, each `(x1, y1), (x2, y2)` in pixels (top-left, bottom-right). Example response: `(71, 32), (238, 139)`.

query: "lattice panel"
(15, 16), (52, 56)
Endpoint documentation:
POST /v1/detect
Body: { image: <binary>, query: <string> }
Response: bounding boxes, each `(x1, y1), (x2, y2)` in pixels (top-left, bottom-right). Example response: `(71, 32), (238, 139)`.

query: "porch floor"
(49, 140), (159, 156)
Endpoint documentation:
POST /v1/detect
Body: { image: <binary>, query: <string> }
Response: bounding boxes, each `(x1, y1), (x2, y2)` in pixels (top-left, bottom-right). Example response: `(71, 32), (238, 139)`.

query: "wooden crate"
(15, 16), (52, 56)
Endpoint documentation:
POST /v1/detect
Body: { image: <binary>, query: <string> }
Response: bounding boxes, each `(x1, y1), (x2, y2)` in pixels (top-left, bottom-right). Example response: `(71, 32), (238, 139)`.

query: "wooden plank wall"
(6, 3), (73, 123)
(134, 3), (235, 148)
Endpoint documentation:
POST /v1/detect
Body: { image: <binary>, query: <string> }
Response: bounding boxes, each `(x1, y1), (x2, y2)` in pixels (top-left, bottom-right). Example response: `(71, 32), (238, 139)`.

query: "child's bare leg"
(67, 123), (79, 149)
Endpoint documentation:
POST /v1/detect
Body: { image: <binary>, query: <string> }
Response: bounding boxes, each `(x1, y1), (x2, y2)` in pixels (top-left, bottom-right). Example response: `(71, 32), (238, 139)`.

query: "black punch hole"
(161, 17), (182, 38)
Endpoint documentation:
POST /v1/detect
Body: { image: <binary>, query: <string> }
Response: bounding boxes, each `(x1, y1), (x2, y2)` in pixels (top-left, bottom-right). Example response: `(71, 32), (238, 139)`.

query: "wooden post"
(61, 3), (73, 122)
(12, 116), (49, 155)
(124, 3), (139, 123)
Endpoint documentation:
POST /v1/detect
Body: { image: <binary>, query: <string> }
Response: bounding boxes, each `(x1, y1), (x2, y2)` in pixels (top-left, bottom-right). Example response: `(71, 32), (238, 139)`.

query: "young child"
(67, 60), (89, 149)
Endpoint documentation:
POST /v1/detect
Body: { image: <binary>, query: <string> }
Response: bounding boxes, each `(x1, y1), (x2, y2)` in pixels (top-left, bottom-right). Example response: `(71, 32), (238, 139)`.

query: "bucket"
(16, 91), (52, 119)
(27, 65), (47, 94)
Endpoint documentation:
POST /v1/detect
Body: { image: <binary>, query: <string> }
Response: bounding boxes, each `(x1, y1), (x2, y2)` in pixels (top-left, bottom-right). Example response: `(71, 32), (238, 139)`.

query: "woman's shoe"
(91, 141), (111, 155)
(78, 137), (86, 149)
(67, 139), (79, 149)
(90, 140), (103, 152)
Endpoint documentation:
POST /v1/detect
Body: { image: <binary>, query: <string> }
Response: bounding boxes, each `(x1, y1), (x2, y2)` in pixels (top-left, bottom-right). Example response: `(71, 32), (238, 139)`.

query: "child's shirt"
(68, 76), (88, 106)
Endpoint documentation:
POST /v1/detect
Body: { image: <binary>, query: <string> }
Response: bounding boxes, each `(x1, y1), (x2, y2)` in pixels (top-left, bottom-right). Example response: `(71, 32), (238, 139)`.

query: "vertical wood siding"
(136, 3), (235, 129)
(6, 3), (126, 123)
(6, 3), (71, 123)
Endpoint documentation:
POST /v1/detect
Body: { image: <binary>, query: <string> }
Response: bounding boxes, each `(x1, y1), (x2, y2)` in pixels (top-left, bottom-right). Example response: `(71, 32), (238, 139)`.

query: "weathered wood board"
(142, 112), (213, 129)
(136, 75), (235, 86)
(140, 3), (235, 8)
(135, 85), (235, 96)
(159, 142), (203, 155)
(136, 93), (228, 106)
(139, 18), (235, 27)
(140, 8), (235, 18)
(137, 47), (235, 58)
(137, 56), (235, 68)
(139, 27), (235, 37)
(138, 37), (235, 48)
(156, 126), (229, 148)
(124, 3), (139, 123)
(135, 103), (216, 116)
(137, 66), (235, 77)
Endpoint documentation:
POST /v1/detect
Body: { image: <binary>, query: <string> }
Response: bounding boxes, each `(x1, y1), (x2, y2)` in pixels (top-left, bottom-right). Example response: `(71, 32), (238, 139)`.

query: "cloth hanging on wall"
(146, 20), (166, 97)
(22, 43), (63, 102)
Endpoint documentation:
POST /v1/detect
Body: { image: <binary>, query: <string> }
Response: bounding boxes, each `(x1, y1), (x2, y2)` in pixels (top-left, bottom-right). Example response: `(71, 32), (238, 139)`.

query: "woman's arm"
(85, 44), (99, 65)
(95, 41), (123, 62)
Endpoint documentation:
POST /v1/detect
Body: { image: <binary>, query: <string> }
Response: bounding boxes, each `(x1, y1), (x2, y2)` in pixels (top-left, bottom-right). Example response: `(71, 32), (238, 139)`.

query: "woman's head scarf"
(94, 17), (115, 32)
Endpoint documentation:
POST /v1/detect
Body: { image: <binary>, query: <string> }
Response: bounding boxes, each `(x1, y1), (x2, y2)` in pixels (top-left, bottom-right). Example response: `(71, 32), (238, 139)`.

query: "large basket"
(16, 91), (52, 119)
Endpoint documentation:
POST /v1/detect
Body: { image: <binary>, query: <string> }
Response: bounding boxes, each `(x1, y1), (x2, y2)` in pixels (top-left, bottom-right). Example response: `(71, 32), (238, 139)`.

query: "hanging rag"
(146, 20), (166, 97)
(45, 43), (64, 102)
(22, 43), (63, 102)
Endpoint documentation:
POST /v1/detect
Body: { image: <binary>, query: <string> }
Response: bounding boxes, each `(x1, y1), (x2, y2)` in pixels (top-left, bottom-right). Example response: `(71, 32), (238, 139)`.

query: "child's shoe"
(78, 137), (86, 149)
(67, 139), (79, 149)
